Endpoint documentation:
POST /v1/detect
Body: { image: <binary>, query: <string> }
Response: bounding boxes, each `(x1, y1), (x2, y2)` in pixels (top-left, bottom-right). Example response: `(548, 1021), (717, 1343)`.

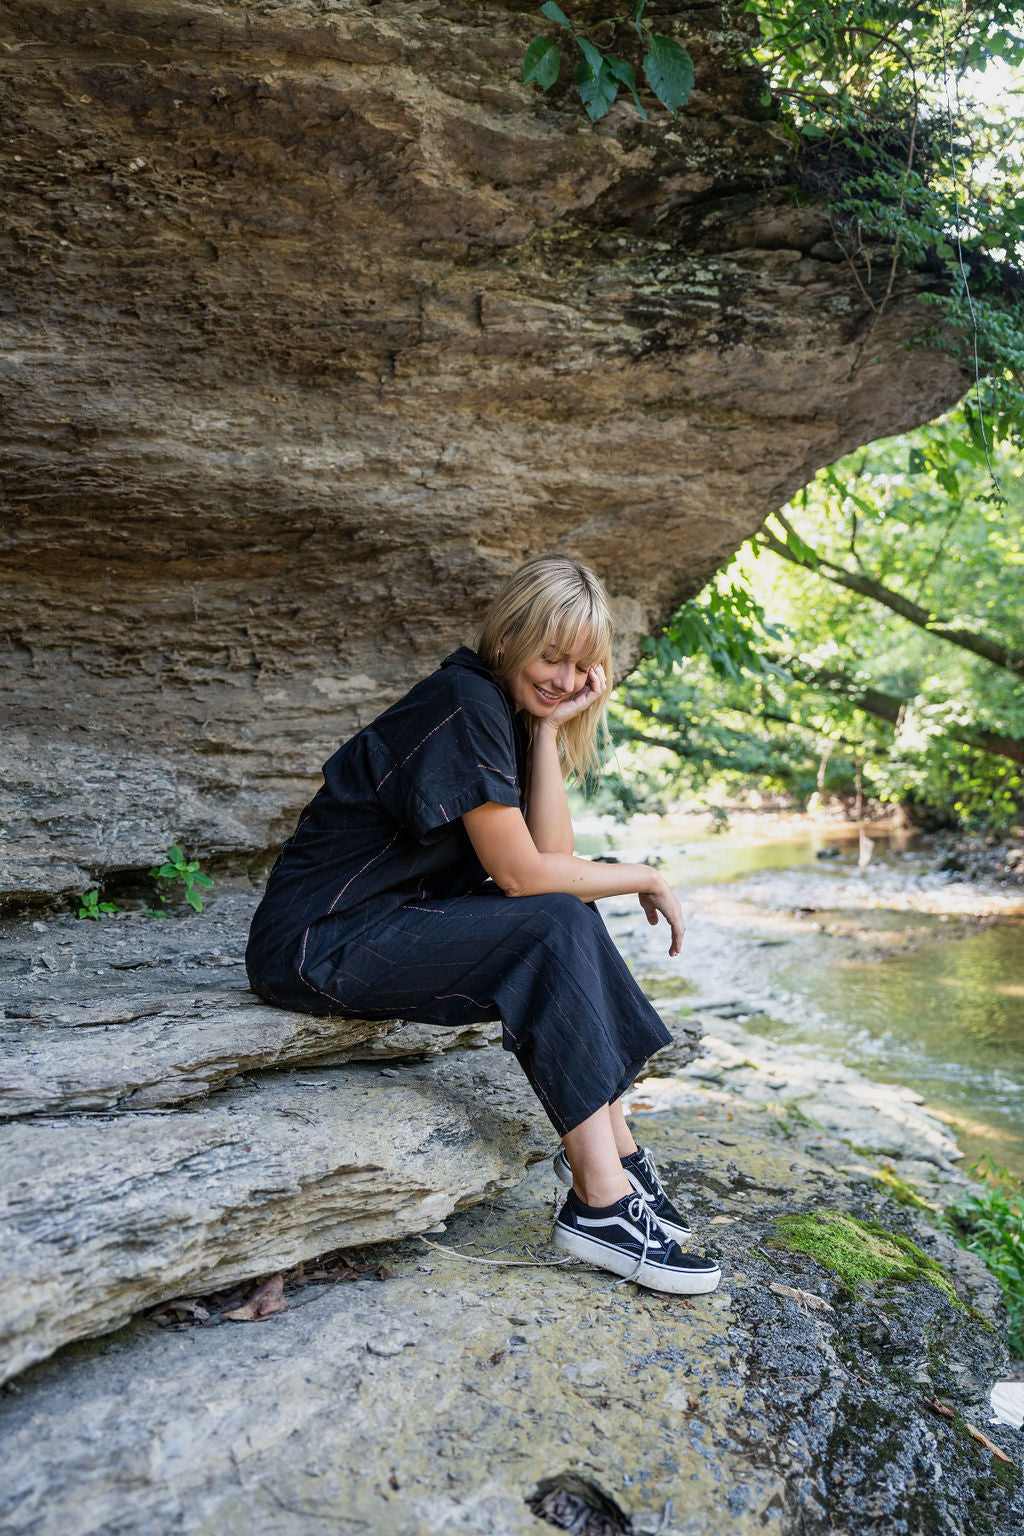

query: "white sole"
(552, 1224), (721, 1295)
(552, 1152), (694, 1242)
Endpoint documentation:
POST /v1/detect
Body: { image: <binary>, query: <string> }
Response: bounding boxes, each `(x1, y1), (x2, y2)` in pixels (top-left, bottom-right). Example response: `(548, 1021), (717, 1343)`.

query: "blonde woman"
(246, 555), (720, 1295)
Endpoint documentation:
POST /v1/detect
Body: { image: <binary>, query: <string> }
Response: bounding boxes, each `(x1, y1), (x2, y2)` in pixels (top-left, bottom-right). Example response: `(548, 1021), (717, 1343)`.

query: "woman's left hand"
(638, 875), (686, 957)
(547, 664), (608, 728)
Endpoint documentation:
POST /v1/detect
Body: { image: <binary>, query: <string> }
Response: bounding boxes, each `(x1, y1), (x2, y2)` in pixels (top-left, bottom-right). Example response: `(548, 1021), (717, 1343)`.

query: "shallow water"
(585, 814), (1024, 1181)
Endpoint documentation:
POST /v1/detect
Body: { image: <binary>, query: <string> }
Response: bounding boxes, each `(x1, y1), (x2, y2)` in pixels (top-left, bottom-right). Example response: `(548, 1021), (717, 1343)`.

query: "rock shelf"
(1, 888), (1021, 1532)
(2, 1097), (1020, 1536)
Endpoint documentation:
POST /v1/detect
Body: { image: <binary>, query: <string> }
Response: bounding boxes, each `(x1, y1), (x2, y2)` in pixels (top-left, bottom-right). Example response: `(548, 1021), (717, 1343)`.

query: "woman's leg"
(296, 888), (672, 1138)
(608, 1097), (638, 1159)
(561, 1103), (632, 1206)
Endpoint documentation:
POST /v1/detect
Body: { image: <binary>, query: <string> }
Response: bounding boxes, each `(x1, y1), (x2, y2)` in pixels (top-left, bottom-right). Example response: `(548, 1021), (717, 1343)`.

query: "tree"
(610, 412), (1024, 830)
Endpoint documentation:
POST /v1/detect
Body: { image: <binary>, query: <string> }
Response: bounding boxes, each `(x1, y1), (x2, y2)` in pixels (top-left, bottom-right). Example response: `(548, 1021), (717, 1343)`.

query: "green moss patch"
(770, 1210), (961, 1306)
(869, 1166), (941, 1213)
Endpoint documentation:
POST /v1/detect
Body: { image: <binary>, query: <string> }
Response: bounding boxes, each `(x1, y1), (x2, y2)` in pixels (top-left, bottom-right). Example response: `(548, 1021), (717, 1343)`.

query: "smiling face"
(505, 640), (593, 719)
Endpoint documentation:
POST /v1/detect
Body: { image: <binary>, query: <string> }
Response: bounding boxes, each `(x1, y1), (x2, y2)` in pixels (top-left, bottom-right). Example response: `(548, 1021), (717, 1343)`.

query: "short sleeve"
(373, 674), (522, 841)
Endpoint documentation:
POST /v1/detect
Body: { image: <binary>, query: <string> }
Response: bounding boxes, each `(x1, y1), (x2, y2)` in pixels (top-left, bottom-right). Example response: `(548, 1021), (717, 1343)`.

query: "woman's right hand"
(638, 874), (686, 957)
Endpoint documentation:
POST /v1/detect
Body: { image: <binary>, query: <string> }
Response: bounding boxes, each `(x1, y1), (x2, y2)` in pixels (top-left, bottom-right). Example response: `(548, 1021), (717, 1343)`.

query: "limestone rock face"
(0, 1), (971, 898)
(0, 887), (705, 1384)
(0, 1051), (550, 1386)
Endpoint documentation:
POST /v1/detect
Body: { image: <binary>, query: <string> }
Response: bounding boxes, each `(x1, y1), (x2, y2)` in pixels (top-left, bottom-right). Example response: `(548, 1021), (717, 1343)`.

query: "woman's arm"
(524, 661), (606, 855)
(525, 721), (574, 854)
(463, 801), (686, 956)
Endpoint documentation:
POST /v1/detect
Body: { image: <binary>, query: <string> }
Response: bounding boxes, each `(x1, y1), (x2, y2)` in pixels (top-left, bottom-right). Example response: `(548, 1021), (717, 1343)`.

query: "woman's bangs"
(549, 603), (609, 669)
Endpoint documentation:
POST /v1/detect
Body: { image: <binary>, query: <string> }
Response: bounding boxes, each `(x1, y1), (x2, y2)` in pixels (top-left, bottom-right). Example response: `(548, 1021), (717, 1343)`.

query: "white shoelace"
(636, 1146), (660, 1194)
(616, 1194), (665, 1286)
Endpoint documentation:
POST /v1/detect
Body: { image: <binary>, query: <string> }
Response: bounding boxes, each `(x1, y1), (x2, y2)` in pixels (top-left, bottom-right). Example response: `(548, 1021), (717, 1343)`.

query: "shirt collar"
(440, 645), (495, 680)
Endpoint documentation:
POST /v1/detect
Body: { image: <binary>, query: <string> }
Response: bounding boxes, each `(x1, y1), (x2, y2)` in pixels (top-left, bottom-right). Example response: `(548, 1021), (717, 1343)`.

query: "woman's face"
(505, 641), (592, 719)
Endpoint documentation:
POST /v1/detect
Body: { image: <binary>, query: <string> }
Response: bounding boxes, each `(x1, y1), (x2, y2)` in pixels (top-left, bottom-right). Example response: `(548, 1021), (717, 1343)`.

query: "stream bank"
(1, 875), (1022, 1534)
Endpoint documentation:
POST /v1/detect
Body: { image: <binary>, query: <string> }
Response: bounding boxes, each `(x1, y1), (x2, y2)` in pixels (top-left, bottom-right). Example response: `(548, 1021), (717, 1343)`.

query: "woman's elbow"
(492, 862), (547, 899)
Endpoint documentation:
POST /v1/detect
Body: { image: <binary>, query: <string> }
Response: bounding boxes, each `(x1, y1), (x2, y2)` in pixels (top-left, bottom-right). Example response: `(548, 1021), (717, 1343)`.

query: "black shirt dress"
(246, 646), (671, 1135)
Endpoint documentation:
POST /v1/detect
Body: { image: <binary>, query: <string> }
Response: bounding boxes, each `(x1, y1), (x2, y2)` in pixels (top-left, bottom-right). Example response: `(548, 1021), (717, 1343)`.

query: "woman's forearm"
(505, 852), (660, 904)
(525, 722), (574, 855)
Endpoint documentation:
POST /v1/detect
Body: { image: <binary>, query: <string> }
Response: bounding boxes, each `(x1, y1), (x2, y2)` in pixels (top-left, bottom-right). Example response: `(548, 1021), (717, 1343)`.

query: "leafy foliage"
(523, 3), (1024, 416)
(608, 413), (1024, 831)
(149, 843), (216, 914)
(945, 1158), (1024, 1356)
(523, 2), (694, 122)
(76, 888), (119, 920)
(744, 0), (1024, 425)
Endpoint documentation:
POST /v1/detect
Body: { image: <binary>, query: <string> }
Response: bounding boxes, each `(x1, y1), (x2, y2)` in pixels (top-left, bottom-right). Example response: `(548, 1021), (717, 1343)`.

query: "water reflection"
(590, 813), (1024, 1180)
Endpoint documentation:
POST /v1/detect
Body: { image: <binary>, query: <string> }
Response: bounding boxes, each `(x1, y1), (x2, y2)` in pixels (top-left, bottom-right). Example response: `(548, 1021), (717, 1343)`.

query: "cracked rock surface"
(2, 1093), (1020, 1536)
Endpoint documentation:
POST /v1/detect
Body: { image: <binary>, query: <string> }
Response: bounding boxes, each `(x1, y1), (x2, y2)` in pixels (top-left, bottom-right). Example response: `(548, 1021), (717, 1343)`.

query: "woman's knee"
(517, 891), (599, 932)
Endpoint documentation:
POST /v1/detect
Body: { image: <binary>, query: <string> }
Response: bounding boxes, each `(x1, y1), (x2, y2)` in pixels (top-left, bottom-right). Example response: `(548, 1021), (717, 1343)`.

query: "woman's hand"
(639, 874), (686, 958)
(545, 663), (608, 730)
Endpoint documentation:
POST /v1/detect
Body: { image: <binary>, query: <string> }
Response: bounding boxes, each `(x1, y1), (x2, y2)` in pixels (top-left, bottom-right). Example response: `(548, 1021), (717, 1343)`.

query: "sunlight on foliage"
(609, 413), (1024, 831)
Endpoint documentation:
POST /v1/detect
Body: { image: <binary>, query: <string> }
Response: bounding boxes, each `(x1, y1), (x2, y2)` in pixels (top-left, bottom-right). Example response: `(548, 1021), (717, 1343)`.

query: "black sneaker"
(552, 1189), (721, 1295)
(552, 1144), (693, 1243)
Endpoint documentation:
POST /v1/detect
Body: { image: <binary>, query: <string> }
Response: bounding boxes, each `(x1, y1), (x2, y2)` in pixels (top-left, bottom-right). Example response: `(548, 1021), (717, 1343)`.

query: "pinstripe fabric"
(245, 648), (671, 1134)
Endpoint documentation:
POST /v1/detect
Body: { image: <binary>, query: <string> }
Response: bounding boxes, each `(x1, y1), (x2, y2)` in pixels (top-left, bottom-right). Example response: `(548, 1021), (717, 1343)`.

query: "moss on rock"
(770, 1209), (961, 1305)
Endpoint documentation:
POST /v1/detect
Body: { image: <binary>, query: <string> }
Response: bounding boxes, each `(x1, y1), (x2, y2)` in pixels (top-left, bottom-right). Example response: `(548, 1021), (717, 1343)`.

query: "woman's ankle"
(572, 1173), (633, 1209)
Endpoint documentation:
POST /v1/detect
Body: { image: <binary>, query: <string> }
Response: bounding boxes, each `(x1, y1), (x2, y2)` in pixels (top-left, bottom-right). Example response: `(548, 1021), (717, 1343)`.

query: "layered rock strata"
(0, 0), (972, 899)
(0, 887), (703, 1383)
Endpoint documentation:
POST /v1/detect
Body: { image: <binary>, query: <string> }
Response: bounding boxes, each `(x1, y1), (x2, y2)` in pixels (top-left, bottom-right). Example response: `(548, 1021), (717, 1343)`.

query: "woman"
(246, 556), (720, 1296)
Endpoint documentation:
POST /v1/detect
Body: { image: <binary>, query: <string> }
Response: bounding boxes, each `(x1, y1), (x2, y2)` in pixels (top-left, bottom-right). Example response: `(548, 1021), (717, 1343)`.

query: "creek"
(578, 812), (1024, 1182)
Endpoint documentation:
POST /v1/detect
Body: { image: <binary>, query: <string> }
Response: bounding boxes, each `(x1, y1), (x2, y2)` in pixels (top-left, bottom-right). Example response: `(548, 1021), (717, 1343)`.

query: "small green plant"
(945, 1158), (1024, 1357)
(77, 889), (119, 920)
(523, 2), (694, 123)
(149, 844), (215, 914)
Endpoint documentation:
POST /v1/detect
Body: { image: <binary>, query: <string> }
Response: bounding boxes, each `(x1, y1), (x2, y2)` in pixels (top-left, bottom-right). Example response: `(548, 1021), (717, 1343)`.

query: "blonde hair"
(476, 555), (613, 784)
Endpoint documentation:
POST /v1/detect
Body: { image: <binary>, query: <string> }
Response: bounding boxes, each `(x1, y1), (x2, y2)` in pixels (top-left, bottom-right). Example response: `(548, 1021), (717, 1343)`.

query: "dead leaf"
(923, 1396), (956, 1421)
(708, 1216), (737, 1226)
(769, 1282), (835, 1313)
(964, 1422), (1013, 1464)
(223, 1273), (288, 1322)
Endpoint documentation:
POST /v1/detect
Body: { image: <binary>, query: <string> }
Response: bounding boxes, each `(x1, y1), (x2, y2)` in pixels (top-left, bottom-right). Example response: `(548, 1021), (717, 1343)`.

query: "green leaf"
(523, 36), (561, 89)
(907, 447), (928, 474)
(936, 465), (960, 498)
(192, 871), (215, 888)
(540, 1), (571, 28)
(167, 844), (184, 864)
(186, 888), (203, 913)
(606, 55), (647, 119)
(575, 56), (618, 122)
(642, 35), (694, 115)
(574, 36), (604, 77)
(156, 863), (177, 878)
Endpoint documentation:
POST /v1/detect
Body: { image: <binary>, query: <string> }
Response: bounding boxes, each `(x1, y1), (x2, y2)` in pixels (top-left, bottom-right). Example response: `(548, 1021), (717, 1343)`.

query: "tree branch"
(786, 661), (1024, 767)
(759, 525), (1024, 676)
